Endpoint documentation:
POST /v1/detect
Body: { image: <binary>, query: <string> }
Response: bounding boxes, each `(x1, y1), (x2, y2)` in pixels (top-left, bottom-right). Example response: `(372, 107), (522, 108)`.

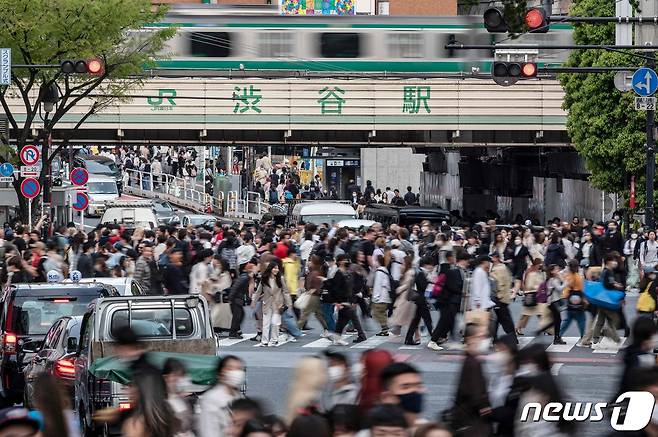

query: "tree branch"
(0, 89), (19, 132)
(47, 102), (99, 164)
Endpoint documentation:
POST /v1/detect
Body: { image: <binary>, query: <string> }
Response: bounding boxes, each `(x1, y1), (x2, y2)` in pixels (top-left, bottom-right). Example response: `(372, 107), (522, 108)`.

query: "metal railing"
(226, 190), (269, 217)
(123, 168), (225, 216)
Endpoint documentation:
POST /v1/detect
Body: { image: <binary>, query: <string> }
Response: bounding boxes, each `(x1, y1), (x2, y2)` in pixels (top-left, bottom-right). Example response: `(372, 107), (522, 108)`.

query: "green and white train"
(147, 5), (573, 75)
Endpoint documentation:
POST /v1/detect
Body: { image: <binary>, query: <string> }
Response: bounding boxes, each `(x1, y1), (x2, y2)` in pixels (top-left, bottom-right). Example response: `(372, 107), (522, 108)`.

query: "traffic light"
(60, 58), (104, 76)
(524, 7), (549, 33)
(491, 49), (538, 86)
(483, 6), (550, 33)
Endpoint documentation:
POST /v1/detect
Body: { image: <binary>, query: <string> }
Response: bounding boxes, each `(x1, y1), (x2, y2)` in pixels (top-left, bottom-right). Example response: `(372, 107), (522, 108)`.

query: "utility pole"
(646, 53), (656, 229)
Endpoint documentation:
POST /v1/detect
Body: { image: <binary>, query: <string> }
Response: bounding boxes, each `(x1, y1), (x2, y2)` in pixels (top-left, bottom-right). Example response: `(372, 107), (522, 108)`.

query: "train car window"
(259, 32), (294, 57)
(387, 33), (424, 58)
(320, 33), (361, 58)
(190, 32), (232, 57)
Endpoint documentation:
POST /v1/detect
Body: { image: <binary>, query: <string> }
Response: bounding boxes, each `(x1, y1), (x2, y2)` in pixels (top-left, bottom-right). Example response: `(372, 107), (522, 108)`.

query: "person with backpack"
(624, 230), (641, 292)
(559, 259), (588, 344)
(371, 254), (392, 336)
(640, 230), (658, 274)
(404, 256), (435, 346)
(428, 251), (469, 351)
(535, 264), (566, 345)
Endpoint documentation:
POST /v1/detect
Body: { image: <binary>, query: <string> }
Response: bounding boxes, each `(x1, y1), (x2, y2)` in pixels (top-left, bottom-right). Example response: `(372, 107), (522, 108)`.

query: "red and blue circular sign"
(70, 167), (89, 186)
(72, 192), (89, 211)
(20, 178), (40, 199)
(20, 145), (40, 166)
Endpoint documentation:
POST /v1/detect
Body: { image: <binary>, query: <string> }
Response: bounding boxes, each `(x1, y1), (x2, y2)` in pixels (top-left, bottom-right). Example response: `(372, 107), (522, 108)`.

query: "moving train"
(146, 5), (573, 75)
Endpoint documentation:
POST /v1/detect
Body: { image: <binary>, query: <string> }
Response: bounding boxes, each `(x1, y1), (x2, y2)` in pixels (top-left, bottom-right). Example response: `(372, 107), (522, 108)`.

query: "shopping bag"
(583, 280), (624, 310)
(294, 291), (312, 311)
(464, 309), (490, 327)
(211, 303), (233, 330)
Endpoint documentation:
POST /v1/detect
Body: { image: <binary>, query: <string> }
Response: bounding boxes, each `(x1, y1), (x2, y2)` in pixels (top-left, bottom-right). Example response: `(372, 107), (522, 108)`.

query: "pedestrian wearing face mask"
(162, 358), (195, 437)
(591, 254), (624, 350)
(323, 351), (359, 410)
(196, 355), (245, 437)
(600, 221), (624, 260)
(377, 363), (428, 432)
(625, 231), (641, 292)
(640, 230), (658, 273)
(447, 323), (492, 436)
(489, 335), (519, 437)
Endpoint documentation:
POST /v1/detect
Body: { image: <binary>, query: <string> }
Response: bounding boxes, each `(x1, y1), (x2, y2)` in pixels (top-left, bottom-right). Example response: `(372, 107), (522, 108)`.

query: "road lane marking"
(547, 337), (579, 353)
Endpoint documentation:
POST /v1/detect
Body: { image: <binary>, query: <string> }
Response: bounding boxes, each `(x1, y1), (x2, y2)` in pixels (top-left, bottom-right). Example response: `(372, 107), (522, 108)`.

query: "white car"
(86, 175), (119, 217)
(181, 214), (217, 227)
(63, 277), (146, 296)
(336, 219), (379, 230)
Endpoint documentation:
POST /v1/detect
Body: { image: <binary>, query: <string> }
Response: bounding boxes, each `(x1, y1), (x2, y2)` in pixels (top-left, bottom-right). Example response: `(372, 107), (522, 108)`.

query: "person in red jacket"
(274, 232), (291, 259)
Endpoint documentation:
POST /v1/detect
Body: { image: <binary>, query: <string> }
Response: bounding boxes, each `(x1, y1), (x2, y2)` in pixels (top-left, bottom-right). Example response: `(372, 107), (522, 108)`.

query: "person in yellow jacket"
(637, 266), (658, 316)
(282, 247), (302, 316)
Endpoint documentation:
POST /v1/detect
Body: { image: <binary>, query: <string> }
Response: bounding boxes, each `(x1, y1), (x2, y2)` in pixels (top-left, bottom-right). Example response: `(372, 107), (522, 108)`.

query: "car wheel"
(79, 404), (97, 437)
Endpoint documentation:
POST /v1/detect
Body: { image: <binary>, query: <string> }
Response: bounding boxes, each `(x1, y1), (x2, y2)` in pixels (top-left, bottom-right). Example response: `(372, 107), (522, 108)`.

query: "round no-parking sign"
(70, 167), (89, 186)
(72, 192), (89, 211)
(20, 178), (40, 199)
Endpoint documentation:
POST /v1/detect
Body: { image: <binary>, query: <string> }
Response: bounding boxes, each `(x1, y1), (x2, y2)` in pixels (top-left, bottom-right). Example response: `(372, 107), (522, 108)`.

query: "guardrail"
(123, 169), (225, 215)
(226, 190), (268, 218)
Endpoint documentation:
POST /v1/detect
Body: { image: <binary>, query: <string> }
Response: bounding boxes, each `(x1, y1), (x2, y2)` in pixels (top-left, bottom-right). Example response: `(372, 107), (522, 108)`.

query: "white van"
(100, 201), (159, 230)
(291, 201), (357, 226)
(86, 175), (119, 217)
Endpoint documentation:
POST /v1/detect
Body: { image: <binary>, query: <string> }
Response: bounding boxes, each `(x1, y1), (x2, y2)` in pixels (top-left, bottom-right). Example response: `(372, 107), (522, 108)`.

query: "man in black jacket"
(330, 254), (367, 345)
(428, 252), (469, 351)
(228, 261), (255, 339)
(162, 249), (188, 295)
(404, 256), (435, 346)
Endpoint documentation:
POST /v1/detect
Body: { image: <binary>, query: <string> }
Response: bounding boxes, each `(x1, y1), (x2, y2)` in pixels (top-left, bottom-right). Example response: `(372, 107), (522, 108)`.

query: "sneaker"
(376, 331), (389, 337)
(268, 342), (278, 347)
(255, 342), (267, 348)
(228, 334), (243, 339)
(553, 338), (567, 345)
(288, 337), (298, 343)
(591, 341), (602, 350)
(333, 337), (349, 346)
(576, 341), (589, 347)
(250, 334), (262, 342)
(353, 336), (367, 344)
(405, 340), (421, 346)
(321, 330), (331, 338)
(388, 331), (401, 337)
(427, 341), (444, 352)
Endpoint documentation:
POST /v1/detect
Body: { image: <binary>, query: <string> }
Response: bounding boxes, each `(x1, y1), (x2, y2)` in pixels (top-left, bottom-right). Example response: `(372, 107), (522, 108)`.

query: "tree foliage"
(0, 0), (174, 219)
(559, 0), (647, 208)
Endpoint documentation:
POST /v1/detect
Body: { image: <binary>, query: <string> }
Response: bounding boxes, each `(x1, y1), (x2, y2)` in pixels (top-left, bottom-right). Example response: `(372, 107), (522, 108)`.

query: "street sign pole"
(647, 55), (657, 229)
(28, 198), (32, 231)
(81, 208), (84, 230)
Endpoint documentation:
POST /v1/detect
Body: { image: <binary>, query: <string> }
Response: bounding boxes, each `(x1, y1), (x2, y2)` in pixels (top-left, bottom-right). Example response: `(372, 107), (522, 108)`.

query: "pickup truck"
(74, 295), (218, 436)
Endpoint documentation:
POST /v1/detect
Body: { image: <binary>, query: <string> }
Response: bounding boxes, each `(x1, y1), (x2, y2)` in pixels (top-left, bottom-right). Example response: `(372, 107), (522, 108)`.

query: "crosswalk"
(218, 333), (629, 356)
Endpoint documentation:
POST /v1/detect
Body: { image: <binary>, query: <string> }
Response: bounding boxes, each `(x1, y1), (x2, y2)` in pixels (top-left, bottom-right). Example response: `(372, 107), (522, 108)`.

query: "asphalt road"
(220, 296), (641, 436)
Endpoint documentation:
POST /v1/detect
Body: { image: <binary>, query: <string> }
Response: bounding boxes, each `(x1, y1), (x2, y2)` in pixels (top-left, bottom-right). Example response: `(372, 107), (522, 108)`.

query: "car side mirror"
(22, 340), (42, 354)
(66, 337), (78, 354)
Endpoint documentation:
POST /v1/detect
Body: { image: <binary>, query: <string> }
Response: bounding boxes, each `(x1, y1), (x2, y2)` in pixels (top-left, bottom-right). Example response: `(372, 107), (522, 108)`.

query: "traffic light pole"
(646, 54), (656, 229)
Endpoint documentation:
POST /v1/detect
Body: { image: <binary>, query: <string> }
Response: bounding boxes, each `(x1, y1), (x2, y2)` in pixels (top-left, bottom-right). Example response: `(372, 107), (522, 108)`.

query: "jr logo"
(147, 89), (177, 110)
(520, 391), (654, 431)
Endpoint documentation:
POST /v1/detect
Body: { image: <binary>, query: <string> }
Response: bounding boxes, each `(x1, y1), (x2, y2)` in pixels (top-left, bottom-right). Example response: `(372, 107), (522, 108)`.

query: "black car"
(22, 315), (82, 407)
(0, 283), (119, 406)
(74, 154), (122, 193)
(153, 199), (180, 225)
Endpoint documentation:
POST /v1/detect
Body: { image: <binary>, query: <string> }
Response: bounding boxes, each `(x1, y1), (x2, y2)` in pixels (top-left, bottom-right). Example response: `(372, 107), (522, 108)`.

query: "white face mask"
(351, 362), (364, 381)
(515, 239), (522, 245)
(632, 234), (639, 240)
(328, 366), (346, 384)
(490, 351), (510, 369)
(176, 375), (193, 393)
(517, 364), (540, 378)
(223, 369), (245, 388)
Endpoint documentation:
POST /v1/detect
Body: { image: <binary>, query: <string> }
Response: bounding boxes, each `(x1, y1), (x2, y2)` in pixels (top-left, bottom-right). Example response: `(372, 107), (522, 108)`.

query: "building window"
(258, 32), (294, 57)
(320, 33), (361, 58)
(388, 32), (424, 58)
(190, 32), (232, 57)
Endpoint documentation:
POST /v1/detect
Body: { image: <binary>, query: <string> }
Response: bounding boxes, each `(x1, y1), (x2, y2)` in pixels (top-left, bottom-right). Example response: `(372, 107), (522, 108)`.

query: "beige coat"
(253, 278), (293, 312)
(389, 269), (416, 327)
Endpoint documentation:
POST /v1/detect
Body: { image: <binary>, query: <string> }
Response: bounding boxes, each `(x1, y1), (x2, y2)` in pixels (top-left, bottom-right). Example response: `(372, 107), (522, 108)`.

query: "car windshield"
(153, 202), (173, 213)
(301, 214), (356, 225)
(85, 160), (118, 174)
(12, 295), (95, 336)
(189, 216), (213, 226)
(88, 182), (118, 195)
(110, 308), (193, 338)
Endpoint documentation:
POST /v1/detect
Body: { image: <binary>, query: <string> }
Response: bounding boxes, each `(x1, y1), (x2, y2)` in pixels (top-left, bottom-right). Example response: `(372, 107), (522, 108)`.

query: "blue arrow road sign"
(632, 68), (658, 96)
(0, 163), (14, 178)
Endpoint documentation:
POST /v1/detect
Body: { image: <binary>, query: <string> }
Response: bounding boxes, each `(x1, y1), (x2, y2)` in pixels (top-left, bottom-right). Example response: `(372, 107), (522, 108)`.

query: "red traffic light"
(521, 63), (538, 77)
(525, 8), (549, 32)
(86, 58), (104, 75)
(60, 58), (104, 75)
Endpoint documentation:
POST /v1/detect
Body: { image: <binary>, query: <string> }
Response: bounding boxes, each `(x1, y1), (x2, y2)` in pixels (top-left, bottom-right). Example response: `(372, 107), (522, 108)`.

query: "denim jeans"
(282, 309), (303, 338)
(322, 302), (336, 331)
(560, 310), (586, 337)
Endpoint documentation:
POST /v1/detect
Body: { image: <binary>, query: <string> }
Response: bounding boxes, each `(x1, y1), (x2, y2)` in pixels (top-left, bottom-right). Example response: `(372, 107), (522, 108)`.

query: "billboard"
(280, 0), (355, 15)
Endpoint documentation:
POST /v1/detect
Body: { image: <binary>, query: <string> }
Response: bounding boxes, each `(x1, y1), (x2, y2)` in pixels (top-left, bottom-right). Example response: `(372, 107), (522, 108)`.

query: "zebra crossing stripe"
(546, 337), (579, 353)
(592, 337), (626, 354)
(218, 334), (256, 347)
(303, 338), (333, 348)
(518, 337), (534, 348)
(351, 335), (390, 349)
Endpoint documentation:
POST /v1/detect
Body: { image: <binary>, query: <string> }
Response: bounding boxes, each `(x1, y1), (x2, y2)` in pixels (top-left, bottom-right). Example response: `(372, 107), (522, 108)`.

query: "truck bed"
(92, 338), (216, 361)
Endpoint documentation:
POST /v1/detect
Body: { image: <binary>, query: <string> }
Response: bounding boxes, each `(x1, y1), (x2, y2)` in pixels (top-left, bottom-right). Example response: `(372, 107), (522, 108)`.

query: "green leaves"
(559, 0), (648, 209)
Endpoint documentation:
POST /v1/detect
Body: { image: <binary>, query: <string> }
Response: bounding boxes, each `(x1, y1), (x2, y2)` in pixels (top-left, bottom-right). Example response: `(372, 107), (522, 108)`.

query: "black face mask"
(397, 391), (423, 414)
